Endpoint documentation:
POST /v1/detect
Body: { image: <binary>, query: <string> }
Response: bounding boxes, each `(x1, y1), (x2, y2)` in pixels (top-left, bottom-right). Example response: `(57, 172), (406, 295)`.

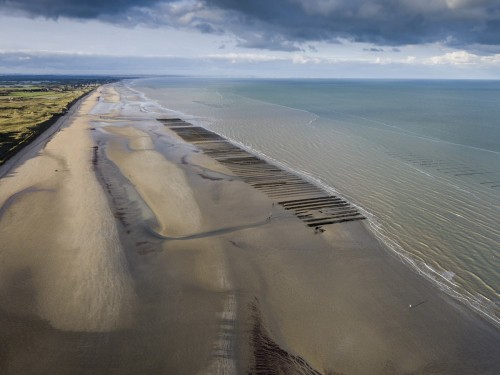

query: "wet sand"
(0, 83), (498, 374)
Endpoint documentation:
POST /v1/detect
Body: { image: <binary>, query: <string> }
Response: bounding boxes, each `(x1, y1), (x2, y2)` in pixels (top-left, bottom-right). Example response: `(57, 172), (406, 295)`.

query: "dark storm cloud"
(205, 0), (500, 48)
(1, 0), (499, 51)
(195, 22), (221, 34)
(0, 0), (162, 18)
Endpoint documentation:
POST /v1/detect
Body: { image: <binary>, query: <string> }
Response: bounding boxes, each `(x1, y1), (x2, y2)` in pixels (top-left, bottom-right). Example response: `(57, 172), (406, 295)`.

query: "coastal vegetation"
(0, 78), (113, 164)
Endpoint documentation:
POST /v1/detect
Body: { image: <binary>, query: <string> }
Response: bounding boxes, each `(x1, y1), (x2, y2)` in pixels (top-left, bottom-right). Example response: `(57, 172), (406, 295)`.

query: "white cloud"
(405, 56), (417, 63)
(426, 50), (500, 65)
(207, 53), (283, 63)
(445, 0), (488, 10)
(291, 54), (322, 64)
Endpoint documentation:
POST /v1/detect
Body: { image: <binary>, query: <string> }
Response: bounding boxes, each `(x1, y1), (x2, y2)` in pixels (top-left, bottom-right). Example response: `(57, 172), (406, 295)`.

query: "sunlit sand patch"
(102, 86), (120, 103)
(35, 189), (135, 331)
(106, 139), (202, 237)
(0, 92), (135, 332)
(184, 151), (235, 176)
(90, 85), (122, 117)
(103, 125), (155, 151)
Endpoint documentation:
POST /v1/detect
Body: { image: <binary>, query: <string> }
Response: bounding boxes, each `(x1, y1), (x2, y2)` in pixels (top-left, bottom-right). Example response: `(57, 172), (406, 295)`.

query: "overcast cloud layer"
(1, 0), (499, 52)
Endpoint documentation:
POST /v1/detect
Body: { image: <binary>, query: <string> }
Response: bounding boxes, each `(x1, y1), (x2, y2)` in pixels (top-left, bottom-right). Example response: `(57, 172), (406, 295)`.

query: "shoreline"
(154, 108), (500, 329)
(0, 82), (498, 374)
(130, 80), (500, 328)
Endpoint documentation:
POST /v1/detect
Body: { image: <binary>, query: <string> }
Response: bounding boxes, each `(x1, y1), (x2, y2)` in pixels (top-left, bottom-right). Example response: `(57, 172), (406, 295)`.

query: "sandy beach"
(0, 83), (498, 374)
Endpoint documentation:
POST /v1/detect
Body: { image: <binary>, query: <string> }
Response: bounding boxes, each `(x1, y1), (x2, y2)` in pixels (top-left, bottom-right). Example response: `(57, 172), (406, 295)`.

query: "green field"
(0, 82), (97, 164)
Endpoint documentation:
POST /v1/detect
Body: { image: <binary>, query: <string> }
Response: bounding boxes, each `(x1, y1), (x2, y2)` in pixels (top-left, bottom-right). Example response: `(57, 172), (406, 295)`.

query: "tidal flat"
(0, 82), (498, 374)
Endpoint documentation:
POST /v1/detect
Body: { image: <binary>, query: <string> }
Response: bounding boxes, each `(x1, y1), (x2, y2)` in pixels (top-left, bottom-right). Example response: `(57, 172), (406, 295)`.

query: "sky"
(1, 0), (500, 78)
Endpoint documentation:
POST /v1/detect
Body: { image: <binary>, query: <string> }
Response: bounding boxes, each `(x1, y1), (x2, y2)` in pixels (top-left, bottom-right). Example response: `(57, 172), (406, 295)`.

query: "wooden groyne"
(160, 118), (365, 229)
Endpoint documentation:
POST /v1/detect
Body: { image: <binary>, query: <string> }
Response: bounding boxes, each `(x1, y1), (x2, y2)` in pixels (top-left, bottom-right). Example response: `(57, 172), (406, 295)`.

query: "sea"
(127, 77), (500, 326)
